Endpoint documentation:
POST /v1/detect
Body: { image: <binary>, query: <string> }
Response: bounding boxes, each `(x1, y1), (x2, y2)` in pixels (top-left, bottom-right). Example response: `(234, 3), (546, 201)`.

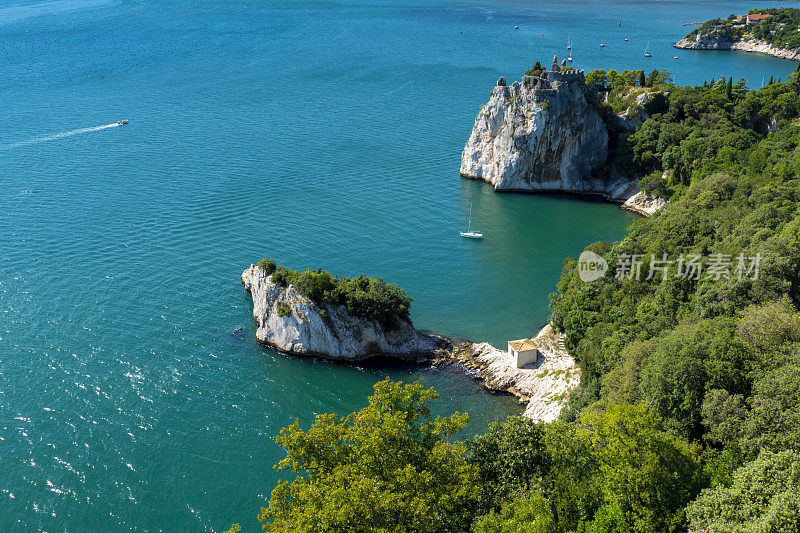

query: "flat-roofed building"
(507, 338), (540, 368)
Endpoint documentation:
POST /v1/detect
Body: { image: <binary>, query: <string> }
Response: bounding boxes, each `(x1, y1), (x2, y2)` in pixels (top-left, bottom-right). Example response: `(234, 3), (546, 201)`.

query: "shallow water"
(0, 0), (792, 530)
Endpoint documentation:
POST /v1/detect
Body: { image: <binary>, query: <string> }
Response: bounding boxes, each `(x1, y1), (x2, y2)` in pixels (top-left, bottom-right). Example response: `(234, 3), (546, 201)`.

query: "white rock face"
(674, 36), (800, 61)
(241, 265), (440, 361)
(460, 71), (639, 201)
(621, 190), (668, 217)
(449, 324), (580, 422)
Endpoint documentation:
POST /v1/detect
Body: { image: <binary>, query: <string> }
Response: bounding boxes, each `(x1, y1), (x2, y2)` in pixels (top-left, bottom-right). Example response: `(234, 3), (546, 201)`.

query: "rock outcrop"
(460, 69), (642, 203)
(241, 265), (442, 361)
(674, 35), (800, 61)
(621, 190), (668, 217)
(438, 324), (580, 422)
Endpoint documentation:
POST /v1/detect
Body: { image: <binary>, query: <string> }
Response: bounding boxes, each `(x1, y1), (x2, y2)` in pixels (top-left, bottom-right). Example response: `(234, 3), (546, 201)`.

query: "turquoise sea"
(0, 0), (794, 530)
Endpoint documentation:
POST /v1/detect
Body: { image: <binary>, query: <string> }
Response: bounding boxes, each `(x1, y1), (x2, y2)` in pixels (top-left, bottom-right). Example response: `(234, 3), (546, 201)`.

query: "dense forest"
(686, 8), (800, 51)
(235, 70), (800, 532)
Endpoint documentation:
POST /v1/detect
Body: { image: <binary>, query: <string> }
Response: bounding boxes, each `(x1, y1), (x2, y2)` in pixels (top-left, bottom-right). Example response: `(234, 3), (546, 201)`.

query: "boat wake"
(4, 122), (124, 149)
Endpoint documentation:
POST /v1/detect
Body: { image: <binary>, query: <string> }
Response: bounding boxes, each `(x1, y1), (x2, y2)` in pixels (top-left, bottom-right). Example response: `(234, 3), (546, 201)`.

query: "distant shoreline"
(674, 36), (800, 61)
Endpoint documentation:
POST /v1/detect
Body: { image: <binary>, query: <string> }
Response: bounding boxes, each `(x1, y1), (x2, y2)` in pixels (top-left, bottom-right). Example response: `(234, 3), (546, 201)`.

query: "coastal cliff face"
(241, 265), (441, 361)
(460, 71), (640, 201)
(674, 35), (800, 61)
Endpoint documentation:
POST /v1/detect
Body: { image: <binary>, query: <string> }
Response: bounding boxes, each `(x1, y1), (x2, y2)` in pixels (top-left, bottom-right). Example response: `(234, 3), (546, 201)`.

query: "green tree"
(468, 416), (549, 510)
(741, 365), (800, 456)
(583, 405), (703, 533)
(473, 493), (556, 533)
(639, 71), (646, 88)
(259, 380), (480, 532)
(687, 450), (800, 532)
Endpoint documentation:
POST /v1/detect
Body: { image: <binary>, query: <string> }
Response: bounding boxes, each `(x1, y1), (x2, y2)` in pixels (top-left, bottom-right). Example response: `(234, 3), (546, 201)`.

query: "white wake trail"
(4, 123), (122, 149)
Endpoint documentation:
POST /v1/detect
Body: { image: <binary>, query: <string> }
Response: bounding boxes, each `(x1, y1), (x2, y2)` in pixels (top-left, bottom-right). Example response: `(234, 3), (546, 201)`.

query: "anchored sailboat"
(644, 41), (652, 57)
(460, 204), (483, 239)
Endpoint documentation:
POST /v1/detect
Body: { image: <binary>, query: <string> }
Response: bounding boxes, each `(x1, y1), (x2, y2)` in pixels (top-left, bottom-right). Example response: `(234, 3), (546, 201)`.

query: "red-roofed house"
(747, 13), (772, 25)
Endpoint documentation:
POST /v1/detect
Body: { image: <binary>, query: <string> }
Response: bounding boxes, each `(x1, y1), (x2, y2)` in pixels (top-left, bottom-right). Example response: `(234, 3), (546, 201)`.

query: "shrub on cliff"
(525, 60), (544, 77)
(256, 259), (412, 328)
(256, 257), (277, 275)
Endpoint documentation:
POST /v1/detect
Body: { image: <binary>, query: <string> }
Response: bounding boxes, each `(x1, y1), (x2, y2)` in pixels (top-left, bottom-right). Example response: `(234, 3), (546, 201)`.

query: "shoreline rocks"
(435, 324), (580, 422)
(241, 265), (443, 362)
(674, 36), (800, 61)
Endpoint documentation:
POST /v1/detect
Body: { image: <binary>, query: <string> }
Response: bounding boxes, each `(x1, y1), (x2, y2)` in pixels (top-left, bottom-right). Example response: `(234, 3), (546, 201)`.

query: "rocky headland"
(460, 59), (660, 213)
(674, 35), (800, 61)
(436, 324), (580, 422)
(243, 261), (581, 421)
(241, 264), (443, 362)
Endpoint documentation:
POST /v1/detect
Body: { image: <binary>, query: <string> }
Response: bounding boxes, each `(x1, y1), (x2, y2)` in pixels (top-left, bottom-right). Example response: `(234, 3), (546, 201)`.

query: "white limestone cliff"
(460, 70), (640, 202)
(241, 265), (441, 361)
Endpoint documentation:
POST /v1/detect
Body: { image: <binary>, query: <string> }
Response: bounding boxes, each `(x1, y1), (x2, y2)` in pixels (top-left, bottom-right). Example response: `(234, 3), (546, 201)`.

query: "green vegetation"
(255, 258), (412, 328)
(544, 72), (800, 528)
(686, 9), (800, 51)
(687, 450), (800, 531)
(258, 380), (479, 532)
(525, 60), (544, 77)
(276, 302), (292, 318)
(256, 381), (702, 532)
(585, 65), (800, 198)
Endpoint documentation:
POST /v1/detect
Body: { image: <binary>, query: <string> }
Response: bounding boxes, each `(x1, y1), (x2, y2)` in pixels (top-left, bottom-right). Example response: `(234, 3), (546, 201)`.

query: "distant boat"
(117, 119), (128, 125)
(460, 204), (483, 239)
(674, 55), (678, 59)
(624, 37), (629, 41)
(644, 41), (652, 57)
(567, 32), (572, 50)
(600, 42), (606, 47)
(514, 25), (519, 29)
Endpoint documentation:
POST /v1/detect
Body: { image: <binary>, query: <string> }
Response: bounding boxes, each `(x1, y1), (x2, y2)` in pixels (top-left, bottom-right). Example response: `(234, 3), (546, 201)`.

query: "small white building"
(507, 338), (540, 368)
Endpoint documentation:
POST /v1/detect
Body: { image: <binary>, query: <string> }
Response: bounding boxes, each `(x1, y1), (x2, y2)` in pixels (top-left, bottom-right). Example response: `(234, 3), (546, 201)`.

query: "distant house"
(507, 338), (540, 368)
(747, 13), (772, 25)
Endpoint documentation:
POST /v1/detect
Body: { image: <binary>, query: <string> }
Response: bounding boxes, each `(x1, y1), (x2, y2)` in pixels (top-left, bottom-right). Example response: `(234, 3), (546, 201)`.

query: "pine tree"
(639, 71), (646, 87)
(769, 75), (774, 85)
(726, 77), (733, 99)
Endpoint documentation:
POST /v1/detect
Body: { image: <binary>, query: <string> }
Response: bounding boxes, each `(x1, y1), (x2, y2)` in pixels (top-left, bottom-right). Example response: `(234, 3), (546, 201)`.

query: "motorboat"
(117, 120), (128, 125)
